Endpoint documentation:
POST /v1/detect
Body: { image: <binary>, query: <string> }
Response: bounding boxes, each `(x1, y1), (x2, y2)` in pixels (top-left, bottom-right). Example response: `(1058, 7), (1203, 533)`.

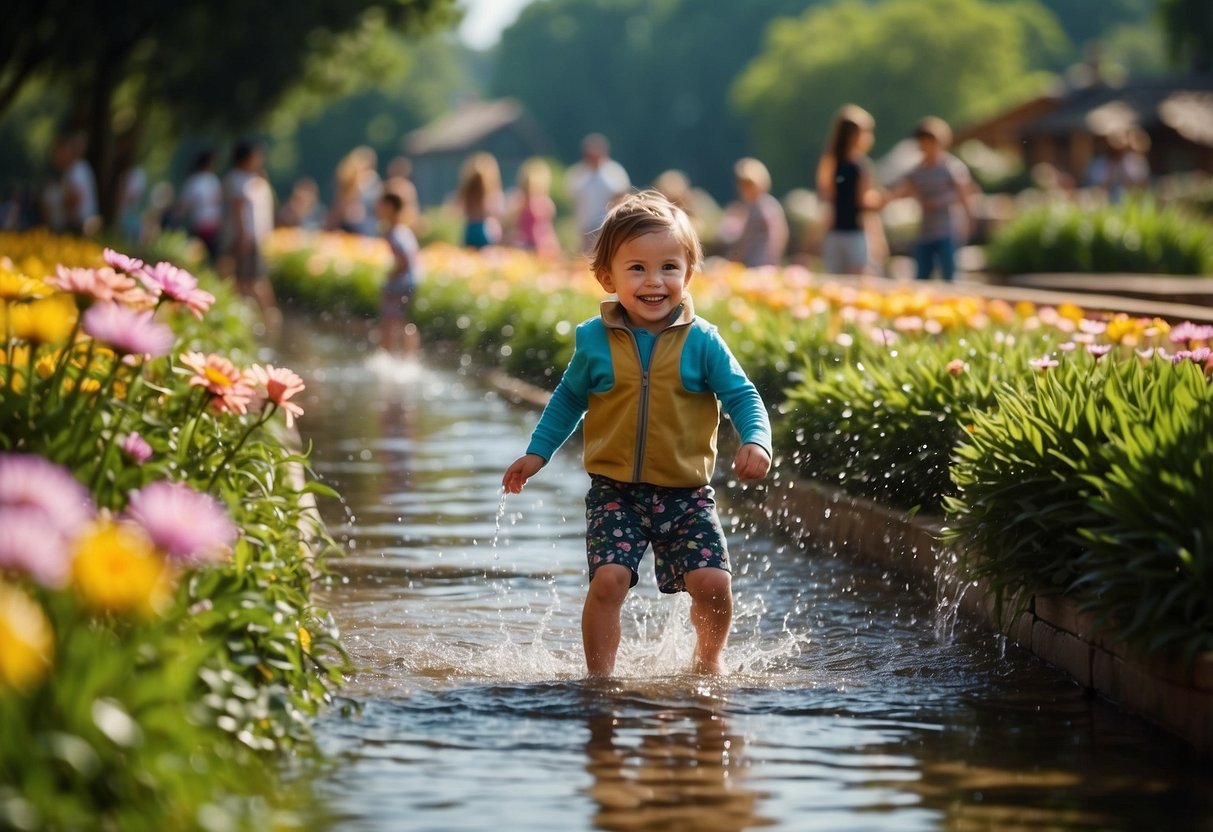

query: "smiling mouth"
(637, 295), (668, 305)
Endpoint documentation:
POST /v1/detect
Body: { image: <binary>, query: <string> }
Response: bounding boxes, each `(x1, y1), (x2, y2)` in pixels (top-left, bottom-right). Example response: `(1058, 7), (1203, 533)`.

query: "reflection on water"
(281, 325), (1213, 832)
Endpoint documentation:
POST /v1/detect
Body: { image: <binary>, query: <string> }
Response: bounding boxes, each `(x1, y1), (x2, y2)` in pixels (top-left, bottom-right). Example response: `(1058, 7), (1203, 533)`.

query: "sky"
(458, 0), (536, 49)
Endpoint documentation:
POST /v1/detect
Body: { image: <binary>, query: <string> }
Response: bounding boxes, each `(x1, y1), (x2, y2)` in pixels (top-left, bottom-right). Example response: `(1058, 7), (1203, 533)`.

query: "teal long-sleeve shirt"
(525, 313), (772, 465)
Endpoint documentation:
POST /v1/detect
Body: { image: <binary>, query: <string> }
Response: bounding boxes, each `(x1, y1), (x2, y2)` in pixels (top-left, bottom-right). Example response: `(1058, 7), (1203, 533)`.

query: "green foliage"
(732, 0), (1063, 189)
(0, 242), (344, 828)
(945, 354), (1213, 657)
(493, 0), (813, 199)
(1159, 0), (1213, 73)
(781, 328), (1053, 511)
(986, 198), (1213, 275)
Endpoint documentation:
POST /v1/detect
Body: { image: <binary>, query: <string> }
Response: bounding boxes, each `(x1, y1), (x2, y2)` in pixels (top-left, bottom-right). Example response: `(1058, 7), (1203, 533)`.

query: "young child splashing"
(503, 191), (772, 676)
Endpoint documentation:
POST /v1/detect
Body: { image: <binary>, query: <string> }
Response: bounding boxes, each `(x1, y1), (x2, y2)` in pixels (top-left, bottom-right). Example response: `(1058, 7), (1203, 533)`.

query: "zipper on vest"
(630, 330), (662, 482)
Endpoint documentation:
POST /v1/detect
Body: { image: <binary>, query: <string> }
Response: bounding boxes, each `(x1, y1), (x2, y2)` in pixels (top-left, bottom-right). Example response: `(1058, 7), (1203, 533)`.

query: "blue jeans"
(914, 236), (956, 281)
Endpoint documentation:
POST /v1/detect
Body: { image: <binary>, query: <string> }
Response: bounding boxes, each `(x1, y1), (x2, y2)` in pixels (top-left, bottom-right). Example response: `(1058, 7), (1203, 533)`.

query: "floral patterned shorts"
(585, 474), (731, 594)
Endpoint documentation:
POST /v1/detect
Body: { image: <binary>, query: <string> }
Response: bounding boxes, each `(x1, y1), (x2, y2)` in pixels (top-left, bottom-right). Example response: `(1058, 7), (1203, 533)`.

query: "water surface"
(285, 327), (1213, 831)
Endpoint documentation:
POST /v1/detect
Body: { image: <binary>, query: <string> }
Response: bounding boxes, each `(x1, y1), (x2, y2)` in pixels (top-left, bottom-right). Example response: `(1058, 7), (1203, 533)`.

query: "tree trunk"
(85, 59), (117, 230)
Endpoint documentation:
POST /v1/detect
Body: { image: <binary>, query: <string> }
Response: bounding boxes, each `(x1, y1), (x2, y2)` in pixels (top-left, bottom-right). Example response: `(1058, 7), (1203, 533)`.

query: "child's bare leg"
(684, 567), (732, 674)
(582, 564), (632, 676)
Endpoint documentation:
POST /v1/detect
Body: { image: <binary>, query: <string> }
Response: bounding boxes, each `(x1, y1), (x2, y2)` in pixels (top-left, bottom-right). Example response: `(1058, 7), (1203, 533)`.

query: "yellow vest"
(583, 302), (722, 487)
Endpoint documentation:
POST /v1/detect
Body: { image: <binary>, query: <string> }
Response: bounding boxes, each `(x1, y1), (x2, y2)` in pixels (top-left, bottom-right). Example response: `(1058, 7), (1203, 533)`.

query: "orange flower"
(179, 351), (255, 415)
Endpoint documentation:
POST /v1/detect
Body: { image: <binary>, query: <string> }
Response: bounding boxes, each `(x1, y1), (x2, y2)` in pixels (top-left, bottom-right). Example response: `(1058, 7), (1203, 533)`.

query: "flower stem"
(206, 403), (276, 492)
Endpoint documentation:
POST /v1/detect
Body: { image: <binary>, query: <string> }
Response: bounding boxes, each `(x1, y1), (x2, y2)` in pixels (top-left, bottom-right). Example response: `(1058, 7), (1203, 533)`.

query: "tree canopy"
(732, 0), (1064, 191)
(0, 0), (456, 220)
(492, 0), (815, 200)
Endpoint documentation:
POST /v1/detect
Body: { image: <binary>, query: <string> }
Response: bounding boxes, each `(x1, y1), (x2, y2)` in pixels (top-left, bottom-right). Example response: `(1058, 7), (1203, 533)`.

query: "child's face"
(597, 228), (692, 334)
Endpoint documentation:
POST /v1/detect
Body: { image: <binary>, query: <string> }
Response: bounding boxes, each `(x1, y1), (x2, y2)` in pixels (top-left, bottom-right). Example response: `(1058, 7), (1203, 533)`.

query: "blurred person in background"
(816, 104), (881, 275)
(176, 150), (223, 260)
(457, 151), (503, 249)
(277, 177), (326, 229)
(222, 140), (278, 324)
(567, 133), (630, 250)
(50, 132), (99, 236)
(327, 146), (382, 235)
(725, 157), (787, 268)
(885, 117), (973, 282)
(509, 157), (559, 257)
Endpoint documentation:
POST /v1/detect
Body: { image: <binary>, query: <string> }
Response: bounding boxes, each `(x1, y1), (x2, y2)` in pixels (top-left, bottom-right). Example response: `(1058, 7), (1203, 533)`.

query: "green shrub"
(987, 198), (1213, 275)
(944, 353), (1213, 657)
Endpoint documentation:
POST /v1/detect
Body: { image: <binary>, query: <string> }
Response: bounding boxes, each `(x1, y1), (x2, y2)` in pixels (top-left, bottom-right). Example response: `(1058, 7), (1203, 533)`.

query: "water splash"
(490, 488), (508, 557)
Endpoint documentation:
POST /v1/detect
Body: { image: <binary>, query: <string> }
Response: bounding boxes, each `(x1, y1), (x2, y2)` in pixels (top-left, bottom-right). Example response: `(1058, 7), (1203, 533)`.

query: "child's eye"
(628, 264), (644, 271)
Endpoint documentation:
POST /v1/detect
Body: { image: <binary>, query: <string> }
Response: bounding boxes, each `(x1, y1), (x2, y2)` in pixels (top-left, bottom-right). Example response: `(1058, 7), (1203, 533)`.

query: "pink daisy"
(179, 352), (255, 415)
(247, 364), (306, 427)
(82, 302), (175, 357)
(0, 507), (72, 588)
(125, 481), (237, 565)
(138, 261), (214, 319)
(51, 265), (137, 305)
(0, 453), (94, 536)
(103, 248), (145, 275)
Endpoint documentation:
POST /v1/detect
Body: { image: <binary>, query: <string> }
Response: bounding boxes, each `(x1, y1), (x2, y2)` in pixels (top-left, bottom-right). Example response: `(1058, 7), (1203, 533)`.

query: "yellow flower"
(0, 270), (48, 301)
(8, 294), (77, 345)
(35, 351), (61, 379)
(298, 626), (312, 653)
(71, 520), (172, 617)
(0, 581), (54, 693)
(1057, 302), (1086, 323)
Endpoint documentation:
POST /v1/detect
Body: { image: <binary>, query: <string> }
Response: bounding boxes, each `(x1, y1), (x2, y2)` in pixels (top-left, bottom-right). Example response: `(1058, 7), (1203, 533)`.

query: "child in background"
(886, 116), (973, 281)
(726, 157), (788, 268)
(511, 158), (559, 257)
(376, 191), (422, 356)
(457, 152), (503, 249)
(502, 191), (772, 677)
(816, 104), (881, 275)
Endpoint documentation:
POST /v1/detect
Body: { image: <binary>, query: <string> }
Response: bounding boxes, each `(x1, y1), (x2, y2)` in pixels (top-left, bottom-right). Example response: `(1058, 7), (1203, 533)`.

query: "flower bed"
(268, 233), (1213, 661)
(0, 233), (342, 829)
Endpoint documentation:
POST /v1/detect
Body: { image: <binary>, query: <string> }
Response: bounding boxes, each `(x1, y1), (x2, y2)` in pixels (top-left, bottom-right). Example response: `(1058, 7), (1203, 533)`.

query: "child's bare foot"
(691, 655), (726, 675)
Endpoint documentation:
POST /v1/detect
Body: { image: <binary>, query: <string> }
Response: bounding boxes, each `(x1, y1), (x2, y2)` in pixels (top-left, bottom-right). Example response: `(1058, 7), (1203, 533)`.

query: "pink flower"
(0, 454), (94, 588)
(1028, 356), (1059, 371)
(1169, 322), (1213, 347)
(179, 352), (255, 415)
(946, 359), (965, 376)
(120, 432), (153, 464)
(51, 265), (137, 305)
(125, 481), (237, 565)
(0, 507), (72, 587)
(1086, 344), (1113, 358)
(103, 248), (145, 275)
(82, 303), (175, 357)
(0, 453), (93, 536)
(247, 364), (305, 427)
(138, 261), (214, 319)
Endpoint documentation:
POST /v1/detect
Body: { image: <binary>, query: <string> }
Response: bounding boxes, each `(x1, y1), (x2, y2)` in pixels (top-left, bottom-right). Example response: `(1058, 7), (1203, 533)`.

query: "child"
(886, 116), (974, 282)
(501, 190), (772, 676)
(725, 157), (788, 268)
(376, 191), (422, 356)
(816, 104), (881, 275)
(457, 152), (503, 249)
(511, 158), (559, 257)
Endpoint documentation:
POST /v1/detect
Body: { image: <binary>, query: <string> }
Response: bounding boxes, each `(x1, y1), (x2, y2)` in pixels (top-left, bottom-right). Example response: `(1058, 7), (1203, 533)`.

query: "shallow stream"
(284, 326), (1213, 831)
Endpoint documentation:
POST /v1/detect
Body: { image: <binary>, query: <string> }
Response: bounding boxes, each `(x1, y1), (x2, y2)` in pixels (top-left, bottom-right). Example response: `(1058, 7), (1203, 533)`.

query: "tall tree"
(0, 0), (457, 223)
(1158, 0), (1213, 73)
(492, 0), (814, 200)
(732, 0), (1064, 190)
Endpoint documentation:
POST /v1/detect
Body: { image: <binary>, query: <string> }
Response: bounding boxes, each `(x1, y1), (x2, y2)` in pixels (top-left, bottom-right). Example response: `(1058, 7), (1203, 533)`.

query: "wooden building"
(403, 99), (551, 207)
(955, 75), (1213, 184)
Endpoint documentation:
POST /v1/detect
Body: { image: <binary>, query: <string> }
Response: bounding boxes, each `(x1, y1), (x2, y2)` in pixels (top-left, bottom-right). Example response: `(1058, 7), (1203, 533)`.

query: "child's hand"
(732, 443), (771, 482)
(502, 453), (545, 494)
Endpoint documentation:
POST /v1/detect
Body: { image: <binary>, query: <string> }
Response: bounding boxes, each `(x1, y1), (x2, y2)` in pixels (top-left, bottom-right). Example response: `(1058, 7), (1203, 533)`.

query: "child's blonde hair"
(517, 158), (551, 198)
(589, 190), (702, 278)
(733, 157), (772, 193)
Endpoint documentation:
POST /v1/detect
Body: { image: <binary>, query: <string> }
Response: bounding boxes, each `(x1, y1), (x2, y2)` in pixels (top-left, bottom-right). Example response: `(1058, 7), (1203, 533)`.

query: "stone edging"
(769, 478), (1213, 757)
